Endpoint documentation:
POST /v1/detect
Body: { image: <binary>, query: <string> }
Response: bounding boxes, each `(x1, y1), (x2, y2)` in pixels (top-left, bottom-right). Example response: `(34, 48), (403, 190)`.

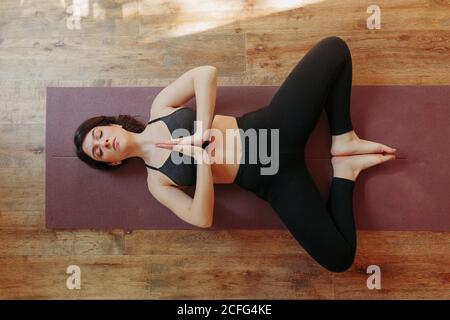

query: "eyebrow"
(91, 129), (96, 159)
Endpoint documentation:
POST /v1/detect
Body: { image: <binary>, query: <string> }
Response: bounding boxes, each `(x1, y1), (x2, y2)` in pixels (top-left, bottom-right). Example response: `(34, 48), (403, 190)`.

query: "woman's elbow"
(200, 214), (213, 228)
(187, 208), (213, 228)
(199, 210), (214, 228)
(195, 66), (217, 79)
(201, 65), (217, 73)
(194, 218), (212, 228)
(200, 221), (213, 228)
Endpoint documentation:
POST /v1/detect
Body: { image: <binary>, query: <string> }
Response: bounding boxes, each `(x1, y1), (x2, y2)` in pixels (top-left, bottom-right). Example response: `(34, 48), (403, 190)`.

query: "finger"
(156, 141), (171, 147)
(157, 138), (181, 146)
(171, 145), (187, 153)
(160, 140), (179, 145)
(156, 143), (173, 150)
(175, 137), (194, 145)
(170, 137), (183, 144)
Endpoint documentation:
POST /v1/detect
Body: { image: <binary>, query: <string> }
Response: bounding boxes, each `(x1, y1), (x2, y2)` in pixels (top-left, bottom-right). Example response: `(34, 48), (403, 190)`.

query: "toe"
(378, 154), (394, 163)
(377, 144), (386, 153)
(383, 145), (396, 153)
(385, 154), (396, 161)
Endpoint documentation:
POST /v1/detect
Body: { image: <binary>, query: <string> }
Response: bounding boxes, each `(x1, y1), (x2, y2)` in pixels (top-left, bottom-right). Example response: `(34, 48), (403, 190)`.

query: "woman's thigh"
(267, 163), (354, 271)
(265, 36), (351, 148)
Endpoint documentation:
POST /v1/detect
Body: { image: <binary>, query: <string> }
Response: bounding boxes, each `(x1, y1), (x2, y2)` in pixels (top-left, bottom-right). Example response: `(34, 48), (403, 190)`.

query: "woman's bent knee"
(323, 36), (349, 51)
(320, 246), (356, 273)
(326, 257), (355, 273)
(321, 36), (351, 61)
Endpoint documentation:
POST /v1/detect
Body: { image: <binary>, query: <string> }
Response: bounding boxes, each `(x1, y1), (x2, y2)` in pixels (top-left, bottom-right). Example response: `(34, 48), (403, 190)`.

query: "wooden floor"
(1, 0), (449, 299)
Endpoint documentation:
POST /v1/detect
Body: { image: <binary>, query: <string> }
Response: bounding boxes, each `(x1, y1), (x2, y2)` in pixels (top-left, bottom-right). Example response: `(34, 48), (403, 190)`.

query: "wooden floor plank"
(0, 33), (245, 80)
(334, 254), (450, 299)
(124, 229), (306, 256)
(0, 229), (124, 256)
(332, 231), (450, 299)
(0, 255), (333, 299)
(245, 30), (450, 85)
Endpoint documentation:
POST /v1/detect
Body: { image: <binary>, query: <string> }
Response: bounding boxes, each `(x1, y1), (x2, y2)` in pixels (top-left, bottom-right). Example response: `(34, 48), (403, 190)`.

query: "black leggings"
(233, 36), (356, 273)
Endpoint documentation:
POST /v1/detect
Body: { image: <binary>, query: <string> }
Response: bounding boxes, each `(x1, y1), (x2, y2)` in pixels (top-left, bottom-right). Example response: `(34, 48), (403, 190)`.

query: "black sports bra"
(145, 107), (210, 186)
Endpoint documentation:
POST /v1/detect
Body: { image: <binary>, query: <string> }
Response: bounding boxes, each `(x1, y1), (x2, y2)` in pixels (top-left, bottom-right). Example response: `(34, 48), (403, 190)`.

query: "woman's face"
(82, 124), (129, 165)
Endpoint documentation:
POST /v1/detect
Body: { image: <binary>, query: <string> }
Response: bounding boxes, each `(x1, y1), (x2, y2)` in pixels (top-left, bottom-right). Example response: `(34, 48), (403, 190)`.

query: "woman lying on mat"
(74, 36), (397, 273)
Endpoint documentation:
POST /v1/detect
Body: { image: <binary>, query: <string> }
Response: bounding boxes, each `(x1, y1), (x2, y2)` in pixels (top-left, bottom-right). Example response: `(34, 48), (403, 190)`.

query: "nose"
(96, 137), (111, 149)
(103, 138), (112, 149)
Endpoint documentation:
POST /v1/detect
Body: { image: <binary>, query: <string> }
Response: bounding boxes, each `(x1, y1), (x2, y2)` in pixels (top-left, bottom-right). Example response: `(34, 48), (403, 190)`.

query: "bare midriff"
(208, 115), (242, 184)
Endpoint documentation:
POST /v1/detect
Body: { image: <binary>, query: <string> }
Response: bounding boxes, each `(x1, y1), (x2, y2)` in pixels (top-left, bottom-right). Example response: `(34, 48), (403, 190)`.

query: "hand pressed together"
(156, 131), (210, 163)
(156, 130), (207, 148)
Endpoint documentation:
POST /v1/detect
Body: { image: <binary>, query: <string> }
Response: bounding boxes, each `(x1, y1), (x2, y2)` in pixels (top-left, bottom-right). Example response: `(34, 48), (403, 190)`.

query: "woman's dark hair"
(74, 114), (146, 170)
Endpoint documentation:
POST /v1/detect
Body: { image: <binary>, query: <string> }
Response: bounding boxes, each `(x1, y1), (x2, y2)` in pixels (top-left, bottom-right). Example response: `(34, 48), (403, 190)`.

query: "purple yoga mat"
(45, 86), (450, 231)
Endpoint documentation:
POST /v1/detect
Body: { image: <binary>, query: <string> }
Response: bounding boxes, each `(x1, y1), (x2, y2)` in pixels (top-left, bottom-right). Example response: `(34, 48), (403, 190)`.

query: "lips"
(113, 137), (117, 151)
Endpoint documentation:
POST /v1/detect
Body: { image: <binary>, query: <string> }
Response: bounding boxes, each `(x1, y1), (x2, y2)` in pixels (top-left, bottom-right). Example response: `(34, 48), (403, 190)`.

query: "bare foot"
(331, 153), (396, 181)
(331, 130), (397, 156)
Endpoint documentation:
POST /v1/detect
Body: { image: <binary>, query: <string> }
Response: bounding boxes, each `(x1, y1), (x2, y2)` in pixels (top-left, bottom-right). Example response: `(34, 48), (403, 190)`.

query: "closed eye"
(99, 130), (103, 157)
(94, 129), (103, 158)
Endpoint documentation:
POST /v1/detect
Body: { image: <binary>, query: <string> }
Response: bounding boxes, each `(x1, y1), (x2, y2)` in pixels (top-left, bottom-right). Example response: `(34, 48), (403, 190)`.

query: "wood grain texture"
(0, 0), (449, 299)
(0, 255), (333, 299)
(0, 230), (449, 299)
(333, 231), (450, 299)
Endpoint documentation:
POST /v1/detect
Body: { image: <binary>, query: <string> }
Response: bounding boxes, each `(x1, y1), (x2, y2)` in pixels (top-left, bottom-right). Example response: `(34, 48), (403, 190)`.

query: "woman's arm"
(147, 147), (214, 228)
(189, 148), (214, 228)
(150, 65), (217, 120)
(192, 66), (217, 142)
